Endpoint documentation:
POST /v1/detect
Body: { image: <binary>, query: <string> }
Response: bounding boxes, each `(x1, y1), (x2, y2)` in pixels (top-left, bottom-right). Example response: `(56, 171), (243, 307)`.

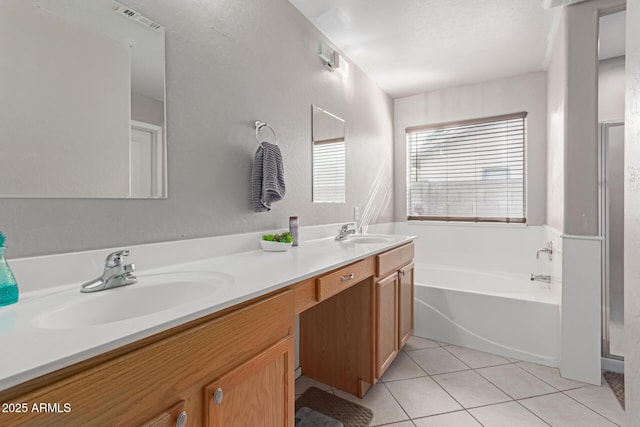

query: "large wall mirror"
(0, 0), (167, 198)
(312, 105), (345, 203)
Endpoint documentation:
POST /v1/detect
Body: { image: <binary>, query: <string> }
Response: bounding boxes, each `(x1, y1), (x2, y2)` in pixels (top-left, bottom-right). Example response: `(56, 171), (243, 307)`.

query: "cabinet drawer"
(317, 257), (375, 301)
(376, 242), (414, 277)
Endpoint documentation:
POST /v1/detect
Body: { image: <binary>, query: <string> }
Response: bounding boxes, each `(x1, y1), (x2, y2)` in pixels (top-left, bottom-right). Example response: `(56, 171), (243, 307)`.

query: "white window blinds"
(407, 112), (527, 223)
(312, 140), (346, 203)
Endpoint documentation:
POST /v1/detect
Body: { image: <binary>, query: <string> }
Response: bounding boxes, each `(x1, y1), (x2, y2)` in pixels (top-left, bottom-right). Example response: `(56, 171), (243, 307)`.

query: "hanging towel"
(252, 141), (286, 212)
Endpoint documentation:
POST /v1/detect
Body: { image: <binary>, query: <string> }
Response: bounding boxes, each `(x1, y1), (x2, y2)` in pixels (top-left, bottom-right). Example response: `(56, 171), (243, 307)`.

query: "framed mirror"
(0, 0), (167, 198)
(312, 105), (345, 203)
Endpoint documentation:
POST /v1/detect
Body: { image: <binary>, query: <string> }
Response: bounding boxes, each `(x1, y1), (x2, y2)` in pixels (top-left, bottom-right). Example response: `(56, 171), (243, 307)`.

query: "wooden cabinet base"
(300, 278), (374, 398)
(0, 291), (293, 427)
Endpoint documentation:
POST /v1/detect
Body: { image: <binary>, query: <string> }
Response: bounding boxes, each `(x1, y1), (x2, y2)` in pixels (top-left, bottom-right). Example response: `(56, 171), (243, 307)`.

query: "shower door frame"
(598, 121), (624, 361)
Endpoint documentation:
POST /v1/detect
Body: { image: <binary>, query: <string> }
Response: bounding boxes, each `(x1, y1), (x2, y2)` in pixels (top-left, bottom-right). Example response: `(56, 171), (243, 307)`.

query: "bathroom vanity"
(0, 238), (414, 426)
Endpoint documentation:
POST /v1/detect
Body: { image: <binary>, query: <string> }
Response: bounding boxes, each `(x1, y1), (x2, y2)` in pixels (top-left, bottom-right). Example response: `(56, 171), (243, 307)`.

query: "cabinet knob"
(175, 411), (187, 427)
(214, 387), (224, 405)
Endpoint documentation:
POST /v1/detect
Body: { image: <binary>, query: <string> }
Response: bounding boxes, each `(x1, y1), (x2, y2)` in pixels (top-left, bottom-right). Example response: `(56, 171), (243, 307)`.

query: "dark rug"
(603, 371), (625, 409)
(295, 387), (373, 427)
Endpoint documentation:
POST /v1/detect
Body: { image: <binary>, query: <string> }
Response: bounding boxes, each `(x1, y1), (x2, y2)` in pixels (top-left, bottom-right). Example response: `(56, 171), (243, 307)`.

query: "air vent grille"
(112, 4), (162, 31)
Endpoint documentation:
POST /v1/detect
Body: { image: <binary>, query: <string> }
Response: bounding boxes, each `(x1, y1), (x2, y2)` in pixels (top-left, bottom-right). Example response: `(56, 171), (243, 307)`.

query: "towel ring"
(255, 121), (278, 145)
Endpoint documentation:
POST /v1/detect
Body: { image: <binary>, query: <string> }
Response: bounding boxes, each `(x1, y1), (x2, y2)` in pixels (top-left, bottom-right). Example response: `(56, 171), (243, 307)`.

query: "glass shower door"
(600, 122), (625, 360)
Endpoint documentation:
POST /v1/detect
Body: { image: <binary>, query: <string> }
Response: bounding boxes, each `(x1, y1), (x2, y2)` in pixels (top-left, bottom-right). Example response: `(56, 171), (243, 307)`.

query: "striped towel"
(252, 142), (286, 212)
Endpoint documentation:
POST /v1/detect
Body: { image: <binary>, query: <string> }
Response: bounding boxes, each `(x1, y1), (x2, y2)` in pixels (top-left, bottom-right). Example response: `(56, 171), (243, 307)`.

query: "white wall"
(625, 0), (640, 424)
(393, 72), (547, 226)
(0, 1), (130, 198)
(599, 56), (626, 122)
(546, 14), (567, 233)
(0, 0), (394, 257)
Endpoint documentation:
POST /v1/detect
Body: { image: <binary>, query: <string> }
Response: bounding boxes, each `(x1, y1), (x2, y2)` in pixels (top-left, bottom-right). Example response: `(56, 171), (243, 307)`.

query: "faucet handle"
(105, 249), (131, 268)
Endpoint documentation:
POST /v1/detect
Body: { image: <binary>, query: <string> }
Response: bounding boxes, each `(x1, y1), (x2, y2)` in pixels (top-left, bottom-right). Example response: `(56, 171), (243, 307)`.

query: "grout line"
(411, 410), (486, 427)
(464, 409), (487, 427)
(510, 362), (566, 391)
(561, 389), (623, 426)
(513, 400), (553, 426)
(379, 381), (413, 424)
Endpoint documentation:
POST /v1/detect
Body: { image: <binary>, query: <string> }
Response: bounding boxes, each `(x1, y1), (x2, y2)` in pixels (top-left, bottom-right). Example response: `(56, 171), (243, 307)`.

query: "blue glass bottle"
(0, 245), (18, 307)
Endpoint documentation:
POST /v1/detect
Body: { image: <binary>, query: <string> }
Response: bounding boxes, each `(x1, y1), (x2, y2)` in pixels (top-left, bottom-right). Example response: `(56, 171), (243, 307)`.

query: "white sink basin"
(342, 235), (394, 244)
(33, 271), (233, 329)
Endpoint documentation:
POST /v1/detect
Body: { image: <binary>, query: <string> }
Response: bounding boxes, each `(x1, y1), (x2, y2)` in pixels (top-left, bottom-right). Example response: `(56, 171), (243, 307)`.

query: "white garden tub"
(413, 264), (560, 366)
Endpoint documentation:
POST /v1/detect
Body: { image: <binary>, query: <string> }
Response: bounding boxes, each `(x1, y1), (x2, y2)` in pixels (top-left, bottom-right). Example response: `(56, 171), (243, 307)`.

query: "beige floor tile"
(520, 393), (618, 427)
(516, 361), (589, 390)
(565, 384), (625, 426)
(404, 335), (441, 351)
(469, 401), (548, 427)
(333, 382), (409, 426)
(413, 410), (481, 426)
(476, 364), (557, 399)
(382, 352), (427, 382)
(432, 370), (511, 408)
(295, 375), (331, 395)
(444, 345), (511, 369)
(379, 422), (415, 427)
(385, 376), (462, 419)
(407, 347), (470, 375)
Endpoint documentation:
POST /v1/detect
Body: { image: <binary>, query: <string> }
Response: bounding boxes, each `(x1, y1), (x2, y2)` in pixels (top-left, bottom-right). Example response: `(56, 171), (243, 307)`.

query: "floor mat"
(295, 387), (373, 427)
(603, 371), (625, 409)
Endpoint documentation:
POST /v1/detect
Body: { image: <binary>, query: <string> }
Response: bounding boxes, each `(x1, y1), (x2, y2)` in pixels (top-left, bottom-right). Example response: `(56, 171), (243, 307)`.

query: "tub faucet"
(81, 250), (137, 293)
(536, 241), (553, 261)
(335, 223), (356, 241)
(530, 274), (551, 283)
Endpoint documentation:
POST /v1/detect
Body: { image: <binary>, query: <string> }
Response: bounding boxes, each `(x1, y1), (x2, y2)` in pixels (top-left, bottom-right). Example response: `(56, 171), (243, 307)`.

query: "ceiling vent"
(112, 4), (162, 31)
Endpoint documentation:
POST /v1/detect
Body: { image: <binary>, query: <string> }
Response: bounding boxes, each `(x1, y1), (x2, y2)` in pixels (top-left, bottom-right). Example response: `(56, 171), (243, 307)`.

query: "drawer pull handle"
(214, 387), (224, 405)
(340, 273), (355, 282)
(176, 411), (188, 427)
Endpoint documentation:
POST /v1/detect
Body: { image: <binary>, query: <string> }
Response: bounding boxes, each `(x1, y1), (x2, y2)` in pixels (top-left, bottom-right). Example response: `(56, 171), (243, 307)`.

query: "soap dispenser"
(0, 232), (19, 307)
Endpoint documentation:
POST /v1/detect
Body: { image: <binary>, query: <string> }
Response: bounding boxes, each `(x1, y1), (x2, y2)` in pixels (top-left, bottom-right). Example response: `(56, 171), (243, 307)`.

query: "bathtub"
(413, 264), (560, 366)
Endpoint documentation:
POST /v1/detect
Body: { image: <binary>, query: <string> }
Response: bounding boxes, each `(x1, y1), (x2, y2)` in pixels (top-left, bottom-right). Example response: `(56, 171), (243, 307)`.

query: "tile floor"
(295, 335), (625, 426)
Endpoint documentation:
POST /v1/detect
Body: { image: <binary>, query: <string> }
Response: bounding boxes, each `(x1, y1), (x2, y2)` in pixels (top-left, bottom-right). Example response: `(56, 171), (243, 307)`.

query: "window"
(407, 112), (526, 223)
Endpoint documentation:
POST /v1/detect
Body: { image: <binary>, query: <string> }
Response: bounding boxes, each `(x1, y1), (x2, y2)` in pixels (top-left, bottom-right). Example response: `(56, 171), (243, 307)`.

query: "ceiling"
(288, 0), (564, 98)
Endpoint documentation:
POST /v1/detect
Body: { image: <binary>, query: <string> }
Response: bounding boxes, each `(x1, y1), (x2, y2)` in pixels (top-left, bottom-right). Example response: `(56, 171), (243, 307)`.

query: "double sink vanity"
(0, 231), (414, 426)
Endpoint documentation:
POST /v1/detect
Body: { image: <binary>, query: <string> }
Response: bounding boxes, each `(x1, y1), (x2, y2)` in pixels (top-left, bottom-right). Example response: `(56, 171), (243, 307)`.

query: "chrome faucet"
(81, 250), (137, 293)
(530, 274), (551, 283)
(536, 241), (553, 261)
(335, 223), (356, 241)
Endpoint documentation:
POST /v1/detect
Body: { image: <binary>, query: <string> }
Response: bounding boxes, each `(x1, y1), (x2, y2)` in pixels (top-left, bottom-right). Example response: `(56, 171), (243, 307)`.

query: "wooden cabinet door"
(205, 336), (295, 427)
(398, 263), (414, 349)
(376, 272), (399, 379)
(141, 401), (186, 427)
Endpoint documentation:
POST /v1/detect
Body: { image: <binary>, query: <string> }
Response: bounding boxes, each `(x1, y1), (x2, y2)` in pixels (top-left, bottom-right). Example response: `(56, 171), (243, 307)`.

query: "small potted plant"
(260, 232), (294, 252)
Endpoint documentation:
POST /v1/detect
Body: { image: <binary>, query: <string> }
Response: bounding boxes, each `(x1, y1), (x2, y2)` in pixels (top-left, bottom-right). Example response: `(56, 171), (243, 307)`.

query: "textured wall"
(393, 72), (548, 225)
(625, 0), (640, 424)
(0, 0), (393, 257)
(563, 0), (624, 236)
(546, 13), (566, 233)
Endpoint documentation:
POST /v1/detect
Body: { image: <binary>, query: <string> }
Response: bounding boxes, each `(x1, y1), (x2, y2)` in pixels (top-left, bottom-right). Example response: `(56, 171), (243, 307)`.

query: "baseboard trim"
(602, 357), (624, 373)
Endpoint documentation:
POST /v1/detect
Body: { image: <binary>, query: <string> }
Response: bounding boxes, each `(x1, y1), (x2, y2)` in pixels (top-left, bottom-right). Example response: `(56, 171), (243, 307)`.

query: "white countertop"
(0, 233), (413, 392)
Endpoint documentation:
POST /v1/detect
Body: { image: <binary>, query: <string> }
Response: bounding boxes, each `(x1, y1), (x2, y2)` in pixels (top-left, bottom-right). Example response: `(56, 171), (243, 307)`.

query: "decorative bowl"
(260, 240), (293, 252)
